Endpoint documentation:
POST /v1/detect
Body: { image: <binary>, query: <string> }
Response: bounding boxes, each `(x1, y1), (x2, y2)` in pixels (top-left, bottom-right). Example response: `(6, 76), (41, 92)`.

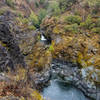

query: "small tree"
(47, 1), (61, 16)
(59, 0), (77, 12)
(38, 9), (47, 24)
(65, 15), (82, 25)
(80, 15), (95, 29)
(29, 11), (39, 28)
(6, 0), (15, 8)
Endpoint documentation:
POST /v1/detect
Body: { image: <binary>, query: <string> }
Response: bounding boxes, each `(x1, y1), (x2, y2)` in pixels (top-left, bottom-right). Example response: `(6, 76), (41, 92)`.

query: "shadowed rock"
(0, 12), (25, 71)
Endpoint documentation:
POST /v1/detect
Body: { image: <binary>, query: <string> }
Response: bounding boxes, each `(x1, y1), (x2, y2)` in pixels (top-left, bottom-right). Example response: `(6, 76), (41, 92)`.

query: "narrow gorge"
(0, 0), (100, 100)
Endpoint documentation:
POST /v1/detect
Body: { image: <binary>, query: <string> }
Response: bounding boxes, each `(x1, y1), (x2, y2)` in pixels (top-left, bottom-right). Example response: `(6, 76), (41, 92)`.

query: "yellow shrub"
(31, 90), (44, 100)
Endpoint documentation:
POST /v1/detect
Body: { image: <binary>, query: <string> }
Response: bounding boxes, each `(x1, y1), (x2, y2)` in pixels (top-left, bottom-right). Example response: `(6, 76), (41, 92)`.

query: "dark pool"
(42, 79), (90, 100)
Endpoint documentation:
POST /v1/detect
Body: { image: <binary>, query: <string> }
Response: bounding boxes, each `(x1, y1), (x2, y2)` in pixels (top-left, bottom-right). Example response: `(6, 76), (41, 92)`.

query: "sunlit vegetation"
(91, 27), (100, 34)
(0, 9), (6, 15)
(28, 25), (36, 30)
(65, 15), (82, 25)
(64, 24), (79, 33)
(29, 11), (39, 28)
(16, 11), (39, 30)
(80, 15), (95, 29)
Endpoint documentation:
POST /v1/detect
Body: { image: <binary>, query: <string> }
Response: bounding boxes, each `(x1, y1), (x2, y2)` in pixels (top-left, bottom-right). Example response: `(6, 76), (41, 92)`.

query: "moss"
(0, 9), (5, 15)
(49, 45), (54, 52)
(53, 25), (64, 34)
(37, 35), (41, 40)
(64, 15), (82, 24)
(22, 18), (29, 24)
(28, 25), (36, 30)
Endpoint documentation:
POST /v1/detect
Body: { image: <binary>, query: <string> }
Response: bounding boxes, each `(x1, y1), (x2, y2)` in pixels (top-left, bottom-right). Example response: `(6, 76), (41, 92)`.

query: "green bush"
(47, 1), (61, 16)
(39, 0), (45, 4)
(35, 1), (39, 8)
(22, 18), (29, 24)
(28, 25), (36, 30)
(85, 0), (100, 7)
(80, 15), (95, 29)
(84, 0), (100, 14)
(96, 18), (100, 27)
(29, 11), (39, 28)
(91, 27), (100, 34)
(38, 9), (47, 24)
(49, 44), (54, 51)
(17, 13), (23, 18)
(59, 0), (77, 12)
(64, 23), (79, 33)
(65, 15), (82, 24)
(0, 10), (5, 15)
(6, 0), (14, 8)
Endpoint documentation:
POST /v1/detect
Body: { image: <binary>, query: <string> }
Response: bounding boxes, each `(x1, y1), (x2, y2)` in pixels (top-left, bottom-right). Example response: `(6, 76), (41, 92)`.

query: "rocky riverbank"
(34, 59), (100, 100)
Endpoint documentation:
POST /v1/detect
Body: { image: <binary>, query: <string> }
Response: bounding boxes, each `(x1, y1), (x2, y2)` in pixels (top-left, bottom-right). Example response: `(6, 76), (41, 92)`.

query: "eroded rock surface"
(0, 12), (25, 71)
(34, 59), (100, 100)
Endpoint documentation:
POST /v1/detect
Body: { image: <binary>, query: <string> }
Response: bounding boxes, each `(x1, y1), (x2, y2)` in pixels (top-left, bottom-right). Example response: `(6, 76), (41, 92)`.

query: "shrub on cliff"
(35, 1), (40, 8)
(28, 25), (36, 30)
(80, 15), (95, 29)
(29, 12), (39, 28)
(38, 9), (47, 24)
(6, 0), (14, 8)
(59, 0), (77, 12)
(84, 0), (100, 14)
(47, 1), (61, 16)
(92, 2), (100, 14)
(0, 9), (6, 15)
(85, 0), (100, 7)
(96, 18), (100, 27)
(91, 28), (100, 34)
(39, 0), (46, 4)
(64, 23), (79, 33)
(65, 15), (82, 25)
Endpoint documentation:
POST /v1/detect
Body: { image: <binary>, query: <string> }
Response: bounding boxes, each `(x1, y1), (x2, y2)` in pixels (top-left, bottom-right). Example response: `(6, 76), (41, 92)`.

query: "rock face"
(50, 60), (97, 100)
(0, 12), (25, 71)
(34, 59), (100, 100)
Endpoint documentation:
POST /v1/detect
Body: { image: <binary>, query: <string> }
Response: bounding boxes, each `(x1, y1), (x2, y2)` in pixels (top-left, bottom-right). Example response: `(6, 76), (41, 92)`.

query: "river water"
(42, 79), (90, 100)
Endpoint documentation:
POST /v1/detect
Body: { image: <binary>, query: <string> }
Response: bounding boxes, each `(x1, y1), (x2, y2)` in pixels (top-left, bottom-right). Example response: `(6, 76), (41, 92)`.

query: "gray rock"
(35, 60), (99, 100)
